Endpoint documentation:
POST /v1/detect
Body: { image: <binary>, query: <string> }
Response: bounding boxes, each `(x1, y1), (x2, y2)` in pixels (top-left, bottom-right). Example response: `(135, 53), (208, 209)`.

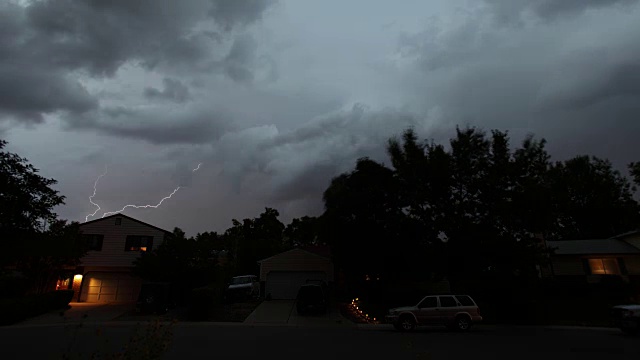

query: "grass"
(210, 299), (262, 322)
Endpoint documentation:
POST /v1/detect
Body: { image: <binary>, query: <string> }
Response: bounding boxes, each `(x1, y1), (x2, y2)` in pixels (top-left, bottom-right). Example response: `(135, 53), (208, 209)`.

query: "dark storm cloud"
(209, 0), (277, 31)
(215, 104), (443, 204)
(484, 0), (639, 23)
(0, 0), (275, 127)
(222, 35), (259, 83)
(144, 78), (191, 103)
(398, 1), (640, 170)
(67, 105), (234, 145)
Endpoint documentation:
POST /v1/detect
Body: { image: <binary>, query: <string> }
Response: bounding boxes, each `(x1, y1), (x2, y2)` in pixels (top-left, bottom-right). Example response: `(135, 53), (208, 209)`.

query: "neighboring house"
(257, 246), (334, 300)
(56, 214), (173, 303)
(544, 232), (640, 287)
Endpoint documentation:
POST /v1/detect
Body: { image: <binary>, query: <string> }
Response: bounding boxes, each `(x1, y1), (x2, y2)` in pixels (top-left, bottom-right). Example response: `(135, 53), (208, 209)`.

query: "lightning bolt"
(85, 165), (108, 222)
(100, 163), (203, 218)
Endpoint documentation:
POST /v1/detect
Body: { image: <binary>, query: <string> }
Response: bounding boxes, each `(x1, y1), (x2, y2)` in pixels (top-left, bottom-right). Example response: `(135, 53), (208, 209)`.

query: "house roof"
(610, 229), (640, 240)
(546, 239), (640, 255)
(257, 248), (330, 263)
(299, 245), (332, 258)
(80, 213), (173, 235)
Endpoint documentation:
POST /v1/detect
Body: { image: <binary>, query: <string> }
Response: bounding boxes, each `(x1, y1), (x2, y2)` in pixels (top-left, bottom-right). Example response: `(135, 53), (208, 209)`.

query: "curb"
(353, 323), (619, 332)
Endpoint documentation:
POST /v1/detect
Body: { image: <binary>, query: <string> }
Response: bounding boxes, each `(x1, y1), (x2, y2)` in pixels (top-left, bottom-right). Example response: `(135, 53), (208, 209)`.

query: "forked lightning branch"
(84, 163), (202, 222)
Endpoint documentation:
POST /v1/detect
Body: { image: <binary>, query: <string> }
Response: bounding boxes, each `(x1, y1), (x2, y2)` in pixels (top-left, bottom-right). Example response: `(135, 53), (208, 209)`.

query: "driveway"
(243, 300), (350, 327)
(14, 302), (133, 327)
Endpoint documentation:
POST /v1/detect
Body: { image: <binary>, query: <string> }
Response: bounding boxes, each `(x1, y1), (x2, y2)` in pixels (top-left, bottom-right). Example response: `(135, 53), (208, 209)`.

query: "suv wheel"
(398, 315), (416, 332)
(454, 315), (471, 332)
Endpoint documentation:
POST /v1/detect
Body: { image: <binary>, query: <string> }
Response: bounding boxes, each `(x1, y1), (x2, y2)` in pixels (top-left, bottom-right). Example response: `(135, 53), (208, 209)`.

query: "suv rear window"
(439, 296), (458, 307)
(455, 295), (475, 306)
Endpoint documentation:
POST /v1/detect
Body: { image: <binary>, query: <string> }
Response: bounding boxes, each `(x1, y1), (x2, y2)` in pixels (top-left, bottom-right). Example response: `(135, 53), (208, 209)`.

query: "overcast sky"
(2, 0), (640, 235)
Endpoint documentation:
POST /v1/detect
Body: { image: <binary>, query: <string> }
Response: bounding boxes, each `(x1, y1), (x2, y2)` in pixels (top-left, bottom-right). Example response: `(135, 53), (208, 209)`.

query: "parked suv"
(611, 304), (640, 335)
(296, 284), (327, 315)
(385, 294), (482, 332)
(226, 275), (260, 302)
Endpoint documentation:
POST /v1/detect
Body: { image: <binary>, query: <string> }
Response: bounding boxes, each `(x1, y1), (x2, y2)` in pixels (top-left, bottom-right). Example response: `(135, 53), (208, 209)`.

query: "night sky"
(2, 0), (639, 235)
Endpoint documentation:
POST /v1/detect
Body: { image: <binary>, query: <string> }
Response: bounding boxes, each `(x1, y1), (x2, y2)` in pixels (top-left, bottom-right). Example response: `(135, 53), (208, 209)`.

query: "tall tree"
(283, 216), (321, 249)
(629, 162), (640, 188)
(320, 157), (414, 282)
(15, 220), (85, 294)
(1, 139), (65, 267)
(224, 208), (285, 275)
(549, 156), (640, 239)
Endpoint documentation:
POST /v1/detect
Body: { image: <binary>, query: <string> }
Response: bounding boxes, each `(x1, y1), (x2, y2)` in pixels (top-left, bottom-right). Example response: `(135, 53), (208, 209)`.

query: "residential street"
(0, 323), (638, 359)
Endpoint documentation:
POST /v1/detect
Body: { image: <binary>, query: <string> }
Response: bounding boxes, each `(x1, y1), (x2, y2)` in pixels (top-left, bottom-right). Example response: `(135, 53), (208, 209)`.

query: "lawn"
(114, 299), (262, 323)
(209, 299), (262, 322)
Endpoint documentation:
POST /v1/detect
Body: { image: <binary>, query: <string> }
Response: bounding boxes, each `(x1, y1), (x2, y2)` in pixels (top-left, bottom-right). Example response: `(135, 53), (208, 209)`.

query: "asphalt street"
(0, 323), (638, 359)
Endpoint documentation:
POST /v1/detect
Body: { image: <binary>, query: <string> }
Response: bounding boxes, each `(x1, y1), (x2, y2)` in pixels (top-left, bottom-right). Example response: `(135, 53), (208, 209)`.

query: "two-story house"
(57, 214), (173, 303)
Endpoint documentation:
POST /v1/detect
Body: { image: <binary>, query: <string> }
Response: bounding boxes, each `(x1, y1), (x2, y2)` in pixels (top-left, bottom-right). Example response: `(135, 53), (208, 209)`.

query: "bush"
(0, 275), (30, 298)
(0, 290), (75, 326)
(187, 281), (228, 321)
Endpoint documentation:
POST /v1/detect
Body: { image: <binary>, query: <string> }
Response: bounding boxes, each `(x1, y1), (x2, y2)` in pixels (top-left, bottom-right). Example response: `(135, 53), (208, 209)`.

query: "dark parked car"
(225, 275), (260, 303)
(296, 284), (327, 315)
(611, 304), (640, 335)
(136, 282), (177, 315)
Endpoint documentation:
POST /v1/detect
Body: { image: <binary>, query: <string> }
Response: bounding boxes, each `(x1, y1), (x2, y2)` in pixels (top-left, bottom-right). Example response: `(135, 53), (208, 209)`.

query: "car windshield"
(231, 277), (252, 285)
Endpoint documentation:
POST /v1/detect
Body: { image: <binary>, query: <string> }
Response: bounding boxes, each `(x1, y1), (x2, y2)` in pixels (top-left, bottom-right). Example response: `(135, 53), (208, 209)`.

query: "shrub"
(0, 290), (75, 326)
(188, 286), (216, 321)
(0, 274), (30, 298)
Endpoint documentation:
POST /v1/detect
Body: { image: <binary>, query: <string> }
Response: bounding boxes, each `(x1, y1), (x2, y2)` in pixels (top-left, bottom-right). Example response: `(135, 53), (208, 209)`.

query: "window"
(115, 218), (122, 225)
(125, 235), (153, 251)
(588, 258), (621, 275)
(418, 297), (438, 308)
(82, 234), (104, 251)
(439, 296), (458, 307)
(455, 295), (475, 306)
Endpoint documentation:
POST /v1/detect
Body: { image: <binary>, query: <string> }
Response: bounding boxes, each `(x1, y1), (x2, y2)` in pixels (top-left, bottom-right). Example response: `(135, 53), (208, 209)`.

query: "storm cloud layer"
(2, 0), (639, 234)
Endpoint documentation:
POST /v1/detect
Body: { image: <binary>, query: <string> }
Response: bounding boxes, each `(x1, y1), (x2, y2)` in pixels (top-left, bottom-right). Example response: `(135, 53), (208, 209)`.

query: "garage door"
(80, 272), (142, 303)
(266, 271), (327, 300)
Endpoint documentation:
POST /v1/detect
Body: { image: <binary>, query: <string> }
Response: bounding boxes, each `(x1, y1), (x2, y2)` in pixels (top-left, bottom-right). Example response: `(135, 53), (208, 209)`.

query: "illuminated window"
(588, 258), (621, 275)
(125, 235), (153, 252)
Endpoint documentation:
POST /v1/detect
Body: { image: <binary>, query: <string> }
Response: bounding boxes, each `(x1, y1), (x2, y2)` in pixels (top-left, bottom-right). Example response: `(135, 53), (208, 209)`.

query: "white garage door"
(266, 271), (327, 299)
(80, 272), (142, 303)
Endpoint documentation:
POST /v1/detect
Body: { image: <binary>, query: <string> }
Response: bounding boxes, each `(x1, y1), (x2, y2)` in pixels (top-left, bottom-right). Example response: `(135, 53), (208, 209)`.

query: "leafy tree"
(15, 220), (85, 294)
(320, 157), (415, 282)
(224, 208), (285, 275)
(548, 156), (640, 239)
(629, 162), (640, 188)
(1, 139), (65, 267)
(283, 216), (321, 249)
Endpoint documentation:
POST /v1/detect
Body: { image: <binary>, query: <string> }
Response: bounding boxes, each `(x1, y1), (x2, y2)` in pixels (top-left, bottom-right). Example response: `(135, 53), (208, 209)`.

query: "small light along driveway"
(13, 302), (133, 327)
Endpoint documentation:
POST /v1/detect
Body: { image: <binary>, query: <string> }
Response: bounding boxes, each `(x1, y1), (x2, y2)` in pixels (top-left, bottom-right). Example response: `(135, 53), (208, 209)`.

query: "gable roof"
(546, 239), (640, 255)
(299, 245), (332, 258)
(257, 248), (330, 263)
(610, 229), (640, 240)
(80, 213), (173, 235)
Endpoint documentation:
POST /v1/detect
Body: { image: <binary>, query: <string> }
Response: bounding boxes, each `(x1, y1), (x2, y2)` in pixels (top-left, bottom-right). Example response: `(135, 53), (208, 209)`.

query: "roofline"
(80, 213), (173, 235)
(257, 248), (330, 263)
(610, 229), (640, 239)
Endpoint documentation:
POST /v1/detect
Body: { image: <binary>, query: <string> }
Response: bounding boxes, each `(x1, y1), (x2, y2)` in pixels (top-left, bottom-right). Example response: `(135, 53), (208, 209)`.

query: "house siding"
(79, 216), (167, 268)
(259, 249), (334, 282)
(624, 257), (640, 275)
(551, 257), (585, 276)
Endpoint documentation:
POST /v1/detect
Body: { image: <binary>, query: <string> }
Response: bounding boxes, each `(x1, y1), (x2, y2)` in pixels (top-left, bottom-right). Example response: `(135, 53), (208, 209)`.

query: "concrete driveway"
(14, 302), (133, 327)
(244, 300), (350, 327)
